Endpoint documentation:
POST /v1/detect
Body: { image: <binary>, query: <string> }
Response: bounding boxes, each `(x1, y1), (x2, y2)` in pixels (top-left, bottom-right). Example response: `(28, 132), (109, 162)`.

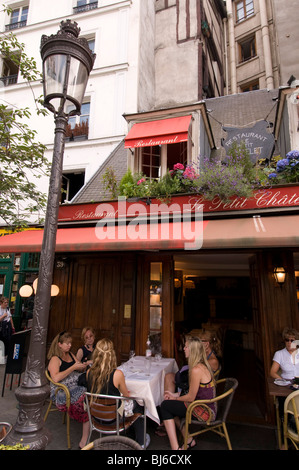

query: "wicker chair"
(283, 389), (299, 450)
(44, 369), (71, 449)
(85, 392), (146, 445)
(180, 377), (238, 450)
(0, 422), (12, 443)
(81, 435), (143, 450)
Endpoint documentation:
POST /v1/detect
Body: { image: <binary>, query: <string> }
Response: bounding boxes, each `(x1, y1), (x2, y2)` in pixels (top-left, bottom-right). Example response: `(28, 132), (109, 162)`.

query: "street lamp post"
(5, 20), (95, 449)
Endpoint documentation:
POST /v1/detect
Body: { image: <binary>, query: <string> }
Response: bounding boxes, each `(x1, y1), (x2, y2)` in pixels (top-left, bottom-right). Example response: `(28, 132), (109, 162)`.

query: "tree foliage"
(0, 5), (49, 228)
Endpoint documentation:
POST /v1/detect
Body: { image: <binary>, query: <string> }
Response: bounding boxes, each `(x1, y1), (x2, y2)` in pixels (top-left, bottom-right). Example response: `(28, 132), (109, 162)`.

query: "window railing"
(5, 20), (27, 31)
(73, 1), (98, 14)
(0, 75), (18, 86)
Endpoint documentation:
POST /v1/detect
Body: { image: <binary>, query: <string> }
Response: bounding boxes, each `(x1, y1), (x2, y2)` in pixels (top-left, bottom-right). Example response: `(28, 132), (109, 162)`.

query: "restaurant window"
(141, 146), (161, 179)
(239, 36), (256, 63)
(235, 0), (254, 23)
(5, 5), (29, 31)
(139, 141), (188, 180)
(150, 262), (162, 337)
(66, 101), (90, 141)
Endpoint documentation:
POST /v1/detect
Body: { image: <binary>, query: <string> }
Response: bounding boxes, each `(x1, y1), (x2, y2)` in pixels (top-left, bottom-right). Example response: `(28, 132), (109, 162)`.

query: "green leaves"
(0, 26), (49, 227)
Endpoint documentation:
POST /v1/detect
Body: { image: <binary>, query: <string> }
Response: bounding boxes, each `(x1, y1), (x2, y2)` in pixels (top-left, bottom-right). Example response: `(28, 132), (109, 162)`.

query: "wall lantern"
(19, 279), (60, 298)
(274, 267), (286, 285)
(19, 284), (34, 298)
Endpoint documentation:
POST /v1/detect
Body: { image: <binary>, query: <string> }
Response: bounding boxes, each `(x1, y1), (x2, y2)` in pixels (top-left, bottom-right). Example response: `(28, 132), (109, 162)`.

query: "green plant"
(193, 143), (256, 202)
(102, 167), (119, 199)
(118, 169), (147, 198)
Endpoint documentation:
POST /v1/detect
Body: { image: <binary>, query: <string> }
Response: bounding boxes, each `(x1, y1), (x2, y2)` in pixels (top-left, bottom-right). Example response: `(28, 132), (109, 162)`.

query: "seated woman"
(76, 326), (96, 365)
(160, 336), (217, 450)
(270, 327), (299, 442)
(47, 331), (89, 449)
(86, 338), (150, 449)
(156, 328), (221, 436)
(270, 327), (299, 380)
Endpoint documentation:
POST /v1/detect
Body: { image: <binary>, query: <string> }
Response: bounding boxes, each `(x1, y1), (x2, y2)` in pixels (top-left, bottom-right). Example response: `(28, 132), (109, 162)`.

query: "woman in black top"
(47, 331), (89, 449)
(86, 338), (148, 448)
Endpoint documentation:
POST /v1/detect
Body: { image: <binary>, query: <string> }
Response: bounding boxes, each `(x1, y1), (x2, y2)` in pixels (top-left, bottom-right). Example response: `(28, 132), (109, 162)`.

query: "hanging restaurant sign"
(221, 120), (275, 164)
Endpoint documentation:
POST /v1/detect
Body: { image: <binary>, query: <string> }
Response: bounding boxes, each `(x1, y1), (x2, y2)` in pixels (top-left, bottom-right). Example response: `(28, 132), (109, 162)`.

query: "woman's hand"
(164, 390), (179, 400)
(73, 361), (88, 372)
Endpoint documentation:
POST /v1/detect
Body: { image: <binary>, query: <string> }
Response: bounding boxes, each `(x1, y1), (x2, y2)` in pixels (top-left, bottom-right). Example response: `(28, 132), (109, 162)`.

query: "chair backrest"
(86, 435), (143, 450)
(89, 396), (118, 423)
(215, 378), (238, 422)
(0, 422), (12, 443)
(284, 389), (299, 433)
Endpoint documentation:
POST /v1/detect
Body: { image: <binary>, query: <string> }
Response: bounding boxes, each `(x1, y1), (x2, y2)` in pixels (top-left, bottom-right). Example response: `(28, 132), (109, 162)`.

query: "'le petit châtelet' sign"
(221, 120), (275, 163)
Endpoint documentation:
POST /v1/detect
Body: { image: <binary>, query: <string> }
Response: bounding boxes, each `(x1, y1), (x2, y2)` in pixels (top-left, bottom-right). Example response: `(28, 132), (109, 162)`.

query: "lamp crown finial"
(59, 20), (80, 38)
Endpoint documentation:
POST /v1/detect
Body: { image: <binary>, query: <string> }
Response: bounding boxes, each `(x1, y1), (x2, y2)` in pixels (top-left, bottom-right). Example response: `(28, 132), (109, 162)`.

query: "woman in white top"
(0, 297), (15, 355)
(270, 327), (299, 380)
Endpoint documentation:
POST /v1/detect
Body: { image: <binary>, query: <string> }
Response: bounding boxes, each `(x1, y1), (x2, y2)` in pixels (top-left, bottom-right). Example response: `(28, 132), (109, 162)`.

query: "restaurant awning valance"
(201, 215), (299, 249)
(124, 115), (192, 148)
(0, 215), (298, 253)
(0, 221), (204, 253)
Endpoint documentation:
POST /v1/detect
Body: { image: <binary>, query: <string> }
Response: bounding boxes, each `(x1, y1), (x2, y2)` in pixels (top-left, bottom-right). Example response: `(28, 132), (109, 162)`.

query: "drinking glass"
(129, 350), (135, 360)
(145, 358), (151, 376)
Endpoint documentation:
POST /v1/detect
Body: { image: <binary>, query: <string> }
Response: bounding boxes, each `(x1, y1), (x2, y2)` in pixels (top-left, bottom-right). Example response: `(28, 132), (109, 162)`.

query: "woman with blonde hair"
(86, 338), (150, 448)
(160, 337), (217, 450)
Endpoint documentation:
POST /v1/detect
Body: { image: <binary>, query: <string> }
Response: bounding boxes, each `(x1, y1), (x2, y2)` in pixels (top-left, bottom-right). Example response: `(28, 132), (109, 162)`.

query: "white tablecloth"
(118, 356), (178, 424)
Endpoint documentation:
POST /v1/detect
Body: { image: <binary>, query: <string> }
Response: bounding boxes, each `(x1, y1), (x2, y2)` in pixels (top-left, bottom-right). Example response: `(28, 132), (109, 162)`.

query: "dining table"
(118, 355), (179, 424)
(267, 376), (298, 449)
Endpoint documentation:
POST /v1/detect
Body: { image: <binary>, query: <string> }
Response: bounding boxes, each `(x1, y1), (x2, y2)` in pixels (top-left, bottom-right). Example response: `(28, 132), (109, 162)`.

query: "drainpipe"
(226, 0), (237, 94)
(259, 0), (274, 89)
(223, 17), (229, 95)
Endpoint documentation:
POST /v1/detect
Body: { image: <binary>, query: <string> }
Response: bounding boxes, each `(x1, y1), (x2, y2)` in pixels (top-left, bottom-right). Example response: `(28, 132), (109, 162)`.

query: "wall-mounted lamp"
(19, 278), (60, 298)
(274, 267), (286, 285)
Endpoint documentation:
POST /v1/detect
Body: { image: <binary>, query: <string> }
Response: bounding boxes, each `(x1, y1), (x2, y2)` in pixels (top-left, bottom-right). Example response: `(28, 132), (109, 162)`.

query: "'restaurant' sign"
(58, 185), (299, 223)
(221, 120), (275, 163)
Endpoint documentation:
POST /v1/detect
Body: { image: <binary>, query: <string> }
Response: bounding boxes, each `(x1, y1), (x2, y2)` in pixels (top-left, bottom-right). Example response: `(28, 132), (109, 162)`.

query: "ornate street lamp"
(5, 20), (95, 449)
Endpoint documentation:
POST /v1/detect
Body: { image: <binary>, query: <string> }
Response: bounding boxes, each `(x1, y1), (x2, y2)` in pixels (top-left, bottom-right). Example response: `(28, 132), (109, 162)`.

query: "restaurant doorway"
(173, 252), (266, 424)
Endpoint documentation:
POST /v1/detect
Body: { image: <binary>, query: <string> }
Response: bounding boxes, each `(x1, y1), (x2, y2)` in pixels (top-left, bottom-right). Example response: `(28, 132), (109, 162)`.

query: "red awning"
(0, 221), (206, 253)
(0, 215), (298, 253)
(124, 115), (192, 148)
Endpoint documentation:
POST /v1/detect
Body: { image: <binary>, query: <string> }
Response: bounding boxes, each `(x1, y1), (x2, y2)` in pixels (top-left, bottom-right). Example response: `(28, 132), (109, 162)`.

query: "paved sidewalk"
(0, 364), (278, 451)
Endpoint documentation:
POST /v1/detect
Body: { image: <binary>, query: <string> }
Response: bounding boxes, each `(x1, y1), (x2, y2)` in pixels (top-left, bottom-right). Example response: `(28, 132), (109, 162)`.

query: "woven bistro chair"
(283, 389), (299, 450)
(44, 369), (71, 449)
(81, 435), (143, 450)
(84, 392), (146, 446)
(180, 377), (238, 450)
(0, 422), (12, 443)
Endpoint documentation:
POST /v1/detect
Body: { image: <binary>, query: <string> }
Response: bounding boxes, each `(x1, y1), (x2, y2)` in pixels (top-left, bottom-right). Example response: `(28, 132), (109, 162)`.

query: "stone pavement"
(0, 364), (279, 452)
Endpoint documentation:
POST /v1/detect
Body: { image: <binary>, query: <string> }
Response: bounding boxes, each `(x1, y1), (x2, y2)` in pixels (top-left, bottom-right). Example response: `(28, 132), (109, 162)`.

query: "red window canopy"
(124, 115), (192, 148)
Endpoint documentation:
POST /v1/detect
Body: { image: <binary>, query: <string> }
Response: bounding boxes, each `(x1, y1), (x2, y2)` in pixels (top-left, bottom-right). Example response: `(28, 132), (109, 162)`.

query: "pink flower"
(137, 178), (146, 185)
(183, 167), (197, 180)
(173, 163), (185, 171)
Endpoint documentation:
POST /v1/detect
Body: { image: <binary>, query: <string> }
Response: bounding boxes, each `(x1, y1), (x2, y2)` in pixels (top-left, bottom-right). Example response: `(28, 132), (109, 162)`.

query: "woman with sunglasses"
(270, 327), (299, 380)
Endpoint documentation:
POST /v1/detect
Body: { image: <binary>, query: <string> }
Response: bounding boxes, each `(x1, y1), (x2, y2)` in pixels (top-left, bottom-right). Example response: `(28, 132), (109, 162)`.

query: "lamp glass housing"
(274, 267), (286, 285)
(43, 54), (89, 115)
